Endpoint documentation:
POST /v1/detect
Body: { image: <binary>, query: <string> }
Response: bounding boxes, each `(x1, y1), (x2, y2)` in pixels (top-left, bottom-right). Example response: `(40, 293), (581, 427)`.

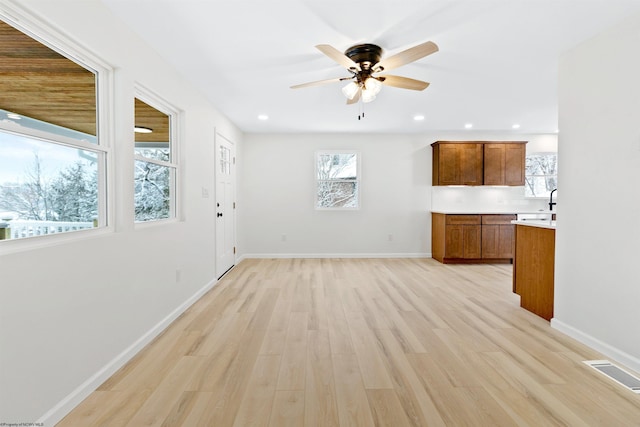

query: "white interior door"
(215, 133), (236, 279)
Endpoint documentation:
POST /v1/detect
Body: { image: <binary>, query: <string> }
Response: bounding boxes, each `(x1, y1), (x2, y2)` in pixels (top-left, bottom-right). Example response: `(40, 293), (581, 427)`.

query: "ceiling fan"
(291, 41), (438, 105)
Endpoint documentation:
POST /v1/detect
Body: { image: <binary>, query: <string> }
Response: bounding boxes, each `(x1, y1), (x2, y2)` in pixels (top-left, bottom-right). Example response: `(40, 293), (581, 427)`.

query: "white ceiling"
(102, 0), (640, 134)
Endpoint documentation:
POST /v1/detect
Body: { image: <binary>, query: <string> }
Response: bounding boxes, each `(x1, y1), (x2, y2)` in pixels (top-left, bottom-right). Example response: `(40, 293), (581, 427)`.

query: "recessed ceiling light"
(464, 123), (473, 129)
(258, 114), (269, 121)
(512, 124), (521, 129)
(134, 126), (153, 134)
(413, 115), (425, 121)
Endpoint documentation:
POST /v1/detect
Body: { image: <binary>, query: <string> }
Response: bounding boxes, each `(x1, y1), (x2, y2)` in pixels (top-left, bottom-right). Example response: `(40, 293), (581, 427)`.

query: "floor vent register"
(583, 360), (640, 394)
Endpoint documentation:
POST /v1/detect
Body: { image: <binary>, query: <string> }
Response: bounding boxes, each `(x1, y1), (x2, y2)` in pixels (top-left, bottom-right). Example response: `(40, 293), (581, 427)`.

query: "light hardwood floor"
(58, 258), (640, 426)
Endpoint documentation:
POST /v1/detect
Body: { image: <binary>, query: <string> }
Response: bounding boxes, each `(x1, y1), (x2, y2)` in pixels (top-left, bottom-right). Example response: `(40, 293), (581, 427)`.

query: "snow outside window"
(0, 20), (107, 241)
(134, 96), (178, 222)
(315, 152), (359, 209)
(525, 152), (557, 198)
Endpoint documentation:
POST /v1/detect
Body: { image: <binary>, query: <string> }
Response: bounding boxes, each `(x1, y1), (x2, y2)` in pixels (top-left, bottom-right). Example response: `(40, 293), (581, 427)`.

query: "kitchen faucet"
(549, 188), (557, 211)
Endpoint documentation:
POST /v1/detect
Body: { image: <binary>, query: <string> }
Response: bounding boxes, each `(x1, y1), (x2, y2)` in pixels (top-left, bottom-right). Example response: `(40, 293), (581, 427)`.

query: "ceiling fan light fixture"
(364, 77), (382, 95)
(134, 126), (153, 134)
(341, 81), (359, 100)
(361, 88), (376, 103)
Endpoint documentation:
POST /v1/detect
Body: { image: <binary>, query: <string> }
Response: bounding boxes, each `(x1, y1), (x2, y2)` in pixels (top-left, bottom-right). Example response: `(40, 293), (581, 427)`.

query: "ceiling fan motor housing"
(345, 44), (383, 71)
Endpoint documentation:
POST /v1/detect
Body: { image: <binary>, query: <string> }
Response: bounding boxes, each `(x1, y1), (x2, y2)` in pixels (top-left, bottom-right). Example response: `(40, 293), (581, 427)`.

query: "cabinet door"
(459, 143), (483, 185)
(445, 224), (464, 258)
(504, 143), (525, 185)
(463, 225), (482, 258)
(445, 224), (481, 259)
(437, 144), (461, 185)
(483, 224), (515, 258)
(483, 143), (525, 186)
(483, 144), (506, 185)
(498, 224), (515, 258)
(433, 142), (483, 185)
(482, 225), (500, 258)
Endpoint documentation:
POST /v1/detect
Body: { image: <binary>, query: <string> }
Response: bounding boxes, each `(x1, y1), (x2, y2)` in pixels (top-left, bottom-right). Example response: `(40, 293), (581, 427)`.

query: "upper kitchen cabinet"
(431, 141), (526, 186)
(483, 142), (526, 186)
(431, 142), (483, 185)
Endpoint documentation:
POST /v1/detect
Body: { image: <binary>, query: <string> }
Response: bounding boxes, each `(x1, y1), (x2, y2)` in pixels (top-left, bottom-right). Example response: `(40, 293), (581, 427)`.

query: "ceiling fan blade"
(379, 75), (430, 91)
(346, 88), (361, 105)
(376, 41), (438, 72)
(290, 76), (350, 89)
(316, 44), (361, 71)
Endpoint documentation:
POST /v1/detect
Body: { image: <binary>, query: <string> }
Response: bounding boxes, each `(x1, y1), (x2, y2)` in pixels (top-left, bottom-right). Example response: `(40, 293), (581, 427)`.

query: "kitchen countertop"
(511, 219), (556, 229)
(431, 210), (555, 215)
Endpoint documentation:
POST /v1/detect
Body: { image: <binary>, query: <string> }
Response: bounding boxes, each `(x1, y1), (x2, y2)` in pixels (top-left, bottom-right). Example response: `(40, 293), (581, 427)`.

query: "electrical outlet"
(201, 187), (209, 198)
(176, 269), (181, 283)
(281, 234), (287, 242)
(388, 234), (393, 241)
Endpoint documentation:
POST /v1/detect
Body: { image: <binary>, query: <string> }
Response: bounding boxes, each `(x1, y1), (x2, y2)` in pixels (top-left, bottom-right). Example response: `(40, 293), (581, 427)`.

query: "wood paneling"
(58, 258), (640, 426)
(0, 20), (172, 143)
(134, 98), (170, 144)
(0, 20), (96, 136)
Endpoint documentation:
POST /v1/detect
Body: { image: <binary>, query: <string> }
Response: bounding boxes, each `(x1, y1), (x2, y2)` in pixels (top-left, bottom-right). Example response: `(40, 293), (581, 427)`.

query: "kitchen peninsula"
(512, 219), (556, 321)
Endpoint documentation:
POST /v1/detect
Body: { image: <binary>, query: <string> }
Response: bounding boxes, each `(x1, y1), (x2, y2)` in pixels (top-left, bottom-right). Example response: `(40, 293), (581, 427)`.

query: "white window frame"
(524, 151), (558, 198)
(0, 6), (114, 253)
(133, 86), (181, 225)
(315, 150), (361, 210)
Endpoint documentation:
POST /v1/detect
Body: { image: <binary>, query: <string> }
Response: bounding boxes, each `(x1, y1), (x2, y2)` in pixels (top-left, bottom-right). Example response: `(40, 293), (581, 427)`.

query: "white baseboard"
(551, 318), (640, 375)
(37, 277), (220, 427)
(238, 252), (431, 260)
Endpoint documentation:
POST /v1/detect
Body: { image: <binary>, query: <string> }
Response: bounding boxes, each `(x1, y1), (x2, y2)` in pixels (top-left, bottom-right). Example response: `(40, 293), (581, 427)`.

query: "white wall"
(0, 0), (242, 423)
(238, 132), (556, 257)
(553, 12), (640, 372)
(238, 133), (432, 257)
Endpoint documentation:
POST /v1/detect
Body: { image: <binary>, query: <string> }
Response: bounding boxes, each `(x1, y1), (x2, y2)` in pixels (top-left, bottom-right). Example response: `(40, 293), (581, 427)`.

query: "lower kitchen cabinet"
(481, 215), (516, 259)
(432, 213), (516, 263)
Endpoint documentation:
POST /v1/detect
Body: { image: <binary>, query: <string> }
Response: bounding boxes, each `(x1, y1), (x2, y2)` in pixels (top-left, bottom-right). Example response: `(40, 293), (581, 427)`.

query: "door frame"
(214, 130), (236, 279)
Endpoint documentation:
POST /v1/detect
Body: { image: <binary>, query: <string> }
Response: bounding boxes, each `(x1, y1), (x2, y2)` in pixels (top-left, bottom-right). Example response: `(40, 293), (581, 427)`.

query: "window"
(0, 18), (107, 241)
(134, 95), (177, 222)
(315, 151), (359, 209)
(525, 152), (557, 198)
(219, 144), (231, 175)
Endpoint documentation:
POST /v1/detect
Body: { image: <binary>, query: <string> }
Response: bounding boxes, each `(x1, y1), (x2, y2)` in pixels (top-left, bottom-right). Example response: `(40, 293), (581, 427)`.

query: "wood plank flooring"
(58, 258), (640, 426)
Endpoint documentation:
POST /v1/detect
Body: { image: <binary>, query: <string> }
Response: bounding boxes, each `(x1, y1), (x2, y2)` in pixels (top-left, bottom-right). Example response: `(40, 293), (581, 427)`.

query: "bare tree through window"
(525, 153), (557, 197)
(316, 152), (359, 209)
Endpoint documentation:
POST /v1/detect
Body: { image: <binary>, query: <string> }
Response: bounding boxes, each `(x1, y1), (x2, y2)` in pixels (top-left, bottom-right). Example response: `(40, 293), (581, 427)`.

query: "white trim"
(0, 2), (115, 251)
(133, 84), (181, 223)
(239, 253), (431, 260)
(551, 318), (640, 375)
(0, 2), (114, 72)
(314, 150), (361, 210)
(37, 277), (221, 426)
